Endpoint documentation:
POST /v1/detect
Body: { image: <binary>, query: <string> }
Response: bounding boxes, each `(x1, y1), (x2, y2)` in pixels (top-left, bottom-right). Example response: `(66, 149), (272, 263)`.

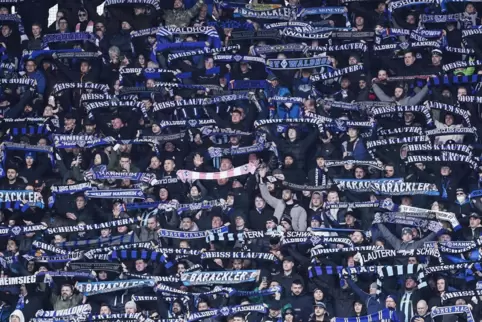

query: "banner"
(181, 270), (260, 286)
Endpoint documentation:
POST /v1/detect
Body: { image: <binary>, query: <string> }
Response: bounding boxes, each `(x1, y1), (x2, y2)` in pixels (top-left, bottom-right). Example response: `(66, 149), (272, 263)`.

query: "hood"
(10, 310), (25, 322)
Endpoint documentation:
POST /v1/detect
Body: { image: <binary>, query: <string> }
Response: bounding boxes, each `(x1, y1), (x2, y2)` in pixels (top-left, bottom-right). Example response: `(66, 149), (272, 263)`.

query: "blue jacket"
(27, 70), (46, 95)
(347, 279), (384, 314)
(342, 138), (369, 160)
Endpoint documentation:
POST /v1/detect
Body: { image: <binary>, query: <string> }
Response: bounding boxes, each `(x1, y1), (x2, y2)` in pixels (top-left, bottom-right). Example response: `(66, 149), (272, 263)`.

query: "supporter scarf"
(324, 199), (395, 210)
(35, 305), (92, 318)
(181, 270), (260, 286)
(374, 212), (443, 233)
(84, 189), (145, 199)
(281, 29), (332, 39)
(90, 313), (142, 321)
(462, 28), (482, 38)
(333, 309), (399, 322)
(80, 93), (120, 102)
(52, 82), (109, 95)
(0, 190), (44, 210)
(160, 119), (217, 129)
(83, 242), (157, 258)
(425, 127), (478, 141)
(109, 250), (174, 268)
(53, 51), (100, 59)
(366, 136), (430, 150)
(32, 241), (67, 255)
(429, 74), (482, 86)
(42, 32), (97, 49)
(459, 95), (482, 103)
(55, 234), (136, 249)
(388, 0), (437, 12)
(445, 46), (474, 54)
(264, 21), (312, 30)
(299, 6), (351, 27)
(405, 152), (478, 169)
(124, 273), (180, 283)
(230, 30), (282, 42)
(420, 13), (464, 24)
(24, 253), (83, 263)
(366, 247), (439, 264)
(49, 182), (92, 207)
(119, 67), (179, 77)
(311, 245), (382, 257)
(167, 44), (237, 62)
(266, 57), (331, 70)
(142, 132), (185, 142)
(431, 306), (474, 322)
(371, 105), (433, 125)
(0, 275), (40, 286)
(104, 0), (160, 10)
(402, 143), (472, 156)
(0, 14), (27, 42)
(84, 171), (156, 184)
(253, 43), (306, 54)
(52, 135), (109, 148)
(70, 262), (121, 273)
(156, 282), (231, 298)
(0, 78), (35, 88)
(254, 117), (324, 132)
(200, 251), (278, 262)
(2, 142), (54, 166)
(325, 160), (384, 170)
(443, 60), (482, 72)
(214, 54), (266, 65)
(76, 279), (154, 296)
(85, 101), (148, 119)
(207, 20), (254, 29)
(442, 290), (482, 301)
(282, 233), (354, 247)
(399, 205), (461, 231)
(46, 218), (136, 235)
(235, 7), (294, 20)
(425, 101), (472, 126)
(308, 42), (368, 53)
(310, 64), (364, 82)
(36, 271), (95, 280)
(425, 241), (481, 253)
(188, 304), (267, 322)
(6, 125), (51, 137)
(176, 163), (257, 183)
(280, 181), (330, 192)
(377, 127), (424, 137)
(337, 179), (440, 196)
(207, 143), (264, 159)
(176, 199), (225, 214)
(158, 226), (229, 239)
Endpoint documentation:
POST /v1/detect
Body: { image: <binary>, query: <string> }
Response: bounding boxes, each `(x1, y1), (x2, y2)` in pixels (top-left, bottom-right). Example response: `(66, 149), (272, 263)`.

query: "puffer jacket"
(163, 0), (204, 27)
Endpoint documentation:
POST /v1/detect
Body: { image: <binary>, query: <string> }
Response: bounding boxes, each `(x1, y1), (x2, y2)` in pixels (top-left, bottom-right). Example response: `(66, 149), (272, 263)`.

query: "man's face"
(150, 157), (160, 169)
(80, 62), (90, 73)
(26, 61), (36, 73)
(354, 168), (364, 179)
(283, 261), (294, 271)
(174, 0), (183, 8)
(385, 298), (396, 308)
(198, 302), (209, 311)
(231, 111), (241, 123)
(314, 307), (325, 316)
(1, 25), (10, 37)
(445, 114), (454, 126)
(78, 11), (87, 21)
(282, 189), (292, 201)
(212, 216), (222, 228)
(284, 156), (293, 166)
(159, 188), (168, 200)
(26, 156), (34, 167)
(6, 169), (16, 181)
(291, 284), (303, 295)
(232, 259), (243, 270)
(404, 53), (415, 66)
(112, 118), (123, 129)
(417, 303), (428, 315)
(147, 218), (157, 230)
(404, 112), (414, 123)
(405, 278), (416, 289)
(441, 166), (451, 176)
(378, 70), (387, 80)
(432, 55), (441, 66)
(164, 160), (175, 172)
(437, 279), (445, 292)
(172, 302), (181, 313)
(76, 197), (85, 209)
(135, 260), (146, 271)
(61, 286), (72, 299)
(32, 25), (41, 37)
(59, 20), (68, 31)
(181, 218), (192, 230)
(100, 306), (111, 315)
(385, 166), (394, 177)
(120, 157), (130, 170)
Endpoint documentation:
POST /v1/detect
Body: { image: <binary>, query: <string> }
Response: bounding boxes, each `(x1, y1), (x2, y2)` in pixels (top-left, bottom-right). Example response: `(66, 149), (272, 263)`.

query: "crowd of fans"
(1, 0), (482, 322)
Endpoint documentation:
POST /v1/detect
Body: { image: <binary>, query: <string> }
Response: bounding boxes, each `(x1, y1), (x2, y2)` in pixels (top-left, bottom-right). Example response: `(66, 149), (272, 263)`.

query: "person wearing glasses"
(75, 8), (94, 33)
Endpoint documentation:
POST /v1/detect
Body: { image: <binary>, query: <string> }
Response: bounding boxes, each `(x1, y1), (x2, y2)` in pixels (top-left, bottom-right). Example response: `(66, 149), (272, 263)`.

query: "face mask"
(457, 196), (465, 203)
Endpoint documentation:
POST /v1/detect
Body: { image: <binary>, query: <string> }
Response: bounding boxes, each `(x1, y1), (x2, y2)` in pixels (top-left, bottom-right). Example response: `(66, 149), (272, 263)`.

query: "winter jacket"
(163, 0), (204, 27)
(346, 279), (384, 314)
(259, 183), (307, 231)
(372, 84), (429, 106)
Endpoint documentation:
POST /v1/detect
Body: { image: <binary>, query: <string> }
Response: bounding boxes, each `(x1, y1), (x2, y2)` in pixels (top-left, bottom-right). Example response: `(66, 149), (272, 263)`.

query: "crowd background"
(1, 0), (482, 322)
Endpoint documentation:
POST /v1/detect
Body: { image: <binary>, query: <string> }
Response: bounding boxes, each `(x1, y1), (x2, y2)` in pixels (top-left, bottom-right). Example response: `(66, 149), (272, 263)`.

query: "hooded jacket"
(163, 0), (204, 27)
